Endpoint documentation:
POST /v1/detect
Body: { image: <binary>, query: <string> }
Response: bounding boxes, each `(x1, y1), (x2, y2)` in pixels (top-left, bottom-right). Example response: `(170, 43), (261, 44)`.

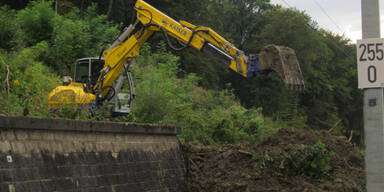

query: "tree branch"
(107, 0), (114, 19)
(348, 130), (354, 142)
(0, 56), (10, 97)
(6, 65), (9, 98)
(327, 119), (342, 133)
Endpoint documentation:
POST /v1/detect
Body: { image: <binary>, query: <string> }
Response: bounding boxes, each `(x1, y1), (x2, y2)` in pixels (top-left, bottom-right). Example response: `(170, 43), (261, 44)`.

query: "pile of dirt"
(184, 128), (365, 192)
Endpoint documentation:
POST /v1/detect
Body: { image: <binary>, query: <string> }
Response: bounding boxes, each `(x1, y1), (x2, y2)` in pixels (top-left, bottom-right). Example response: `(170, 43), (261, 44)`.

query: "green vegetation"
(0, 1), (362, 146)
(252, 140), (335, 180)
(0, 1), (119, 116)
(284, 141), (335, 180)
(126, 43), (275, 145)
(0, 42), (60, 116)
(0, 6), (21, 51)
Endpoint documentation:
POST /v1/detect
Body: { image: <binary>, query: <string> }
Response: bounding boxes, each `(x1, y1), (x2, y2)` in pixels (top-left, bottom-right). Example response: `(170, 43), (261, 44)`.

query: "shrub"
(17, 1), (56, 46)
(44, 3), (120, 74)
(44, 15), (90, 73)
(0, 42), (60, 116)
(14, 1), (120, 75)
(122, 43), (274, 145)
(0, 6), (22, 51)
(283, 141), (334, 180)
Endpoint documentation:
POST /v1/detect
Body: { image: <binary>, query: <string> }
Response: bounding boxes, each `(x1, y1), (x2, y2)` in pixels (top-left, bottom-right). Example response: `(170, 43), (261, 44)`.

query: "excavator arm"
(132, 0), (304, 85)
(90, 0), (253, 100)
(134, 0), (249, 77)
(96, 0), (249, 96)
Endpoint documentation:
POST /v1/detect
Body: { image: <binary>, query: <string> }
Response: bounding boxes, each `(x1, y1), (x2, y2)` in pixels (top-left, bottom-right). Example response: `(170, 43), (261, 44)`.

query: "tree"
(203, 0), (272, 50)
(255, 7), (362, 135)
(0, 6), (22, 51)
(17, 1), (56, 46)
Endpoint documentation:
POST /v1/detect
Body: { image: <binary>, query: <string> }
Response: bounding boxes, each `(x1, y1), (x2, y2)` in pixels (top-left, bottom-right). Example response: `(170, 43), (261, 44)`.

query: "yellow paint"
(48, 82), (96, 107)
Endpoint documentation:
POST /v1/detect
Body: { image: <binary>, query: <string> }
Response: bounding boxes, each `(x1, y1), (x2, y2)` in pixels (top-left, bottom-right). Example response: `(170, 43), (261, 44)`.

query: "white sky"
(270, 0), (384, 43)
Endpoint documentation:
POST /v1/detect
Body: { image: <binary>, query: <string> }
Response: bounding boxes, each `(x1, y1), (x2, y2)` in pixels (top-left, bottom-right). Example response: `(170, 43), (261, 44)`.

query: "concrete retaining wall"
(0, 116), (184, 192)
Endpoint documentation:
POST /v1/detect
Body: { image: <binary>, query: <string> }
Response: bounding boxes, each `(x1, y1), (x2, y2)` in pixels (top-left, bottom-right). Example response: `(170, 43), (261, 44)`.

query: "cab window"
(74, 60), (89, 83)
(90, 59), (104, 85)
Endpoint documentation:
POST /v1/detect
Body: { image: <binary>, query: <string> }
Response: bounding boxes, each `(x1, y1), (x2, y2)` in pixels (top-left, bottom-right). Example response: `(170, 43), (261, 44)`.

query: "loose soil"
(184, 128), (365, 192)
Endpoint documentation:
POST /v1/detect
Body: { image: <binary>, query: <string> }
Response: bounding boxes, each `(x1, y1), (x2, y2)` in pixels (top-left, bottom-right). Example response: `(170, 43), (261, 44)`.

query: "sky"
(270, 0), (384, 43)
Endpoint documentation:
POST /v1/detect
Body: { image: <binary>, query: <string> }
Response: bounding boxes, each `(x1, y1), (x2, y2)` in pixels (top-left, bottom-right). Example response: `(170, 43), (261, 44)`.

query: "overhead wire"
(278, 0), (352, 58)
(312, 0), (344, 35)
(280, 0), (292, 7)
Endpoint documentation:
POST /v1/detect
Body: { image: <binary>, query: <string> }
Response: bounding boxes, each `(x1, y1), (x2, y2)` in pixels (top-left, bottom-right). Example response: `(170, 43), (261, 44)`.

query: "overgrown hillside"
(0, 1), (279, 146)
(0, 1), (366, 190)
(0, 1), (119, 116)
(0, 1), (362, 146)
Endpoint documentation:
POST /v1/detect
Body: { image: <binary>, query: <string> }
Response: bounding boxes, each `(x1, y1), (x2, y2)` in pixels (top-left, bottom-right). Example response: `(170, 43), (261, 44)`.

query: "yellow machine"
(48, 0), (304, 116)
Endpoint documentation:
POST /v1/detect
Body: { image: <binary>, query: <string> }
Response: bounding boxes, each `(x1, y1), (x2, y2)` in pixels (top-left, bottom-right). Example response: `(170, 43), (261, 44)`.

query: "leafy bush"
(283, 141), (334, 179)
(81, 4), (121, 53)
(0, 6), (22, 51)
(14, 1), (120, 74)
(121, 43), (276, 145)
(44, 14), (90, 73)
(43, 3), (120, 74)
(0, 42), (60, 116)
(17, 1), (56, 46)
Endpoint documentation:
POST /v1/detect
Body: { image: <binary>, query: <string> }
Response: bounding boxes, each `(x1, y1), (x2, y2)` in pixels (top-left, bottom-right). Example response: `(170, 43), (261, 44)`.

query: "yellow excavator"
(48, 0), (304, 116)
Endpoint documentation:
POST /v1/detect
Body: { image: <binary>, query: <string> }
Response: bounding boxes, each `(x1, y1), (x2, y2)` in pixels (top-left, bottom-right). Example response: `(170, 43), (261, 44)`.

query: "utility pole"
(360, 0), (384, 191)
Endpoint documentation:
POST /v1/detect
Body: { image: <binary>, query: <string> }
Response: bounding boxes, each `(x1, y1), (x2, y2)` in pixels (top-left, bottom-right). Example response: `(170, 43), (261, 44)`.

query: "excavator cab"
(73, 57), (134, 116)
(73, 57), (104, 86)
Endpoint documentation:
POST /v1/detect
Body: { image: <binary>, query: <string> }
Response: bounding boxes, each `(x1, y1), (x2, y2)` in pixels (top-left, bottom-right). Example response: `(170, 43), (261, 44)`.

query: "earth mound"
(184, 128), (365, 192)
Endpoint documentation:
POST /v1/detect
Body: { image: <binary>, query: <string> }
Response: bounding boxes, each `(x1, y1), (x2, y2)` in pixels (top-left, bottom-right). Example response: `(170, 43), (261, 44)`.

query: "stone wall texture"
(0, 116), (185, 192)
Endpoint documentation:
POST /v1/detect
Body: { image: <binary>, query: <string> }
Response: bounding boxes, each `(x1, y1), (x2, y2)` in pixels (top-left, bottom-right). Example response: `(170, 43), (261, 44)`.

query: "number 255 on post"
(357, 38), (384, 88)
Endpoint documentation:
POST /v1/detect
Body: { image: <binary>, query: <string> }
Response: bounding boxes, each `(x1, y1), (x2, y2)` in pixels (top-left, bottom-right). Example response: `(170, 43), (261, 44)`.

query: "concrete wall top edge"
(0, 115), (181, 135)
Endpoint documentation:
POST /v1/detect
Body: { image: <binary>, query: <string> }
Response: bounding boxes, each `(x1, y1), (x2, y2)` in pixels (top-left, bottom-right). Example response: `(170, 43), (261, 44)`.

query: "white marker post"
(360, 0), (384, 191)
(357, 39), (384, 88)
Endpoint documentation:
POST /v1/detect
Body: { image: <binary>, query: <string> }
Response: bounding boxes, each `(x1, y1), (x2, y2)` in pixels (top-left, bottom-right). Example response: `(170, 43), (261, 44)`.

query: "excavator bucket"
(258, 45), (305, 90)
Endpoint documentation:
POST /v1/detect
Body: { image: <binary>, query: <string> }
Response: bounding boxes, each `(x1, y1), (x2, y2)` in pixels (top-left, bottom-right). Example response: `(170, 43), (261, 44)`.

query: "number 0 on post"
(357, 38), (384, 88)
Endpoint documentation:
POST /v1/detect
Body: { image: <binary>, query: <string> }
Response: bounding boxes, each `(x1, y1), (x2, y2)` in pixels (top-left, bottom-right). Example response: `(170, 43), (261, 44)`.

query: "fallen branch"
(189, 159), (202, 173)
(348, 130), (354, 142)
(6, 64), (9, 97)
(0, 56), (10, 97)
(238, 150), (253, 156)
(327, 119), (342, 133)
